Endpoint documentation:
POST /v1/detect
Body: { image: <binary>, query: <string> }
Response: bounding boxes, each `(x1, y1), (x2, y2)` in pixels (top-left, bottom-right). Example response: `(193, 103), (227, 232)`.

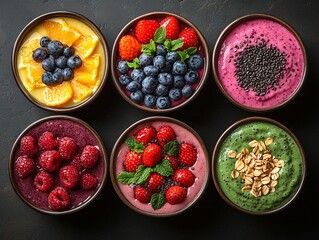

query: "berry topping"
(59, 165), (79, 189)
(142, 143), (162, 167)
(40, 36), (51, 47)
(58, 137), (77, 161)
(124, 151), (143, 172)
(119, 35), (142, 61)
(179, 143), (197, 167)
(156, 96), (170, 109)
(182, 84), (194, 98)
(117, 60), (129, 74)
(42, 57), (56, 71)
(20, 135), (38, 157)
(165, 185), (187, 205)
(187, 54), (204, 70)
(38, 131), (58, 151)
(38, 150), (62, 172)
(157, 126), (176, 147)
(79, 173), (99, 190)
(147, 172), (164, 193)
(48, 187), (71, 211)
(173, 169), (195, 187)
(135, 19), (160, 44)
(34, 171), (54, 192)
(134, 186), (151, 203)
(70, 155), (83, 171)
(144, 94), (156, 108)
(130, 90), (144, 103)
(15, 155), (35, 178)
(62, 67), (74, 81)
(55, 56), (68, 68)
(178, 27), (199, 50)
(32, 47), (48, 62)
(63, 46), (75, 57)
(164, 154), (179, 171)
(67, 55), (82, 69)
(47, 40), (64, 57)
(136, 126), (157, 145)
(80, 145), (99, 168)
(160, 16), (180, 40)
(42, 72), (54, 86)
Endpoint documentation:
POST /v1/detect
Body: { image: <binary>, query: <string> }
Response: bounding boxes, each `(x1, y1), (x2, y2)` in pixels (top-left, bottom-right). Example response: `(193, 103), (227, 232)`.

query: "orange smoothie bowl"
(12, 11), (109, 112)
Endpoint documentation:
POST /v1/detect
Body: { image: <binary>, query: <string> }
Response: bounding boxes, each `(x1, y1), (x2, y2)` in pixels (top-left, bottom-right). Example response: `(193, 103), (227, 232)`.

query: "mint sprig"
(164, 39), (184, 51)
(154, 27), (166, 44)
(177, 47), (198, 62)
(154, 159), (173, 177)
(164, 140), (179, 156)
(125, 137), (145, 153)
(117, 172), (135, 184)
(126, 58), (141, 69)
(142, 39), (156, 56)
(134, 165), (152, 184)
(151, 193), (165, 210)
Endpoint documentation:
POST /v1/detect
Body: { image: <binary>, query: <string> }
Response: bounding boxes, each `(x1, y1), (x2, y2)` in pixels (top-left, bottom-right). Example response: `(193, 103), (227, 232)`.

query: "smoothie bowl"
(212, 14), (307, 112)
(212, 117), (306, 214)
(12, 11), (109, 112)
(111, 12), (209, 113)
(110, 116), (209, 216)
(9, 115), (107, 214)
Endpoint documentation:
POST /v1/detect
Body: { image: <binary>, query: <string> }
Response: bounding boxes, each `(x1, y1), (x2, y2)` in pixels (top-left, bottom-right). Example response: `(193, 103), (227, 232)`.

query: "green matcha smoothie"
(216, 121), (304, 212)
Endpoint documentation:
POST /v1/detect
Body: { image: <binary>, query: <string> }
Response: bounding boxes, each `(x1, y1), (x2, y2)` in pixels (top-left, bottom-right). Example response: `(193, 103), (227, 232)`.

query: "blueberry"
(42, 57), (56, 71)
(184, 70), (199, 84)
(117, 60), (129, 74)
(160, 62), (172, 73)
(182, 85), (194, 98)
(153, 55), (166, 69)
(187, 54), (204, 70)
(158, 73), (173, 86)
(119, 75), (132, 86)
(62, 68), (74, 81)
(172, 60), (187, 75)
(156, 96), (170, 109)
(130, 90), (144, 103)
(139, 53), (153, 67)
(173, 75), (185, 88)
(131, 69), (145, 83)
(52, 68), (64, 84)
(55, 56), (67, 68)
(67, 55), (82, 69)
(42, 72), (54, 86)
(155, 84), (169, 96)
(32, 48), (48, 62)
(47, 40), (64, 57)
(40, 36), (51, 47)
(126, 81), (141, 92)
(144, 94), (156, 108)
(166, 51), (180, 64)
(144, 65), (159, 77)
(141, 76), (157, 94)
(168, 88), (182, 101)
(156, 44), (167, 56)
(63, 47), (75, 58)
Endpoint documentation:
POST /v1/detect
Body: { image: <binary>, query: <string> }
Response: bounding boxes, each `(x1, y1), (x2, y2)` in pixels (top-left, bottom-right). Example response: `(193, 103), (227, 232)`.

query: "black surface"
(0, 0), (318, 239)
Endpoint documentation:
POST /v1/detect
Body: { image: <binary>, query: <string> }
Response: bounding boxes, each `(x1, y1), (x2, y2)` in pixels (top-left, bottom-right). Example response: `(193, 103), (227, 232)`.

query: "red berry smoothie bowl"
(111, 12), (210, 113)
(212, 14), (307, 112)
(110, 116), (209, 217)
(9, 115), (107, 215)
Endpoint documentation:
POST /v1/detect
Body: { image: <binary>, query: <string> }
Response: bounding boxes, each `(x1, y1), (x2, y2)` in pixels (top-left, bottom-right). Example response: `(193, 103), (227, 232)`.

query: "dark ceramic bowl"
(12, 11), (109, 112)
(110, 116), (209, 217)
(212, 116), (306, 215)
(111, 12), (210, 113)
(9, 115), (108, 215)
(212, 14), (307, 112)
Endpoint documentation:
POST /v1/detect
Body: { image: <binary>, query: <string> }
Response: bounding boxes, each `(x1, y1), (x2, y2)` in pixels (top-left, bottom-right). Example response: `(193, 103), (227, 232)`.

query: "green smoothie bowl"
(212, 117), (306, 215)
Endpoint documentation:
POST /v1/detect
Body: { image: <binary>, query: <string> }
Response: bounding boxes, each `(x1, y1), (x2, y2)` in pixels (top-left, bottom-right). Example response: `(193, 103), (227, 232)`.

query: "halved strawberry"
(142, 143), (162, 167)
(160, 16), (180, 40)
(157, 126), (176, 147)
(147, 172), (164, 193)
(124, 151), (143, 172)
(136, 126), (157, 145)
(165, 185), (187, 205)
(178, 27), (199, 50)
(179, 143), (197, 167)
(135, 19), (159, 44)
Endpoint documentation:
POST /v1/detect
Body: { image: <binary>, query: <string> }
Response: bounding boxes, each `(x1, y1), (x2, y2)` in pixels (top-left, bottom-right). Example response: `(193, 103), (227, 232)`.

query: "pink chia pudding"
(217, 17), (305, 109)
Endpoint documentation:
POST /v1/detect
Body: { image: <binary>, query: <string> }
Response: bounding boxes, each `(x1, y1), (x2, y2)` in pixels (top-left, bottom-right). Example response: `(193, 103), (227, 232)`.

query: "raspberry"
(173, 169), (195, 187)
(136, 126), (157, 145)
(15, 155), (35, 178)
(34, 172), (54, 192)
(118, 35), (142, 61)
(124, 151), (143, 172)
(179, 143), (197, 167)
(48, 187), (71, 211)
(20, 135), (38, 157)
(70, 155), (83, 171)
(58, 137), (77, 161)
(165, 185), (187, 205)
(80, 145), (99, 168)
(147, 172), (164, 193)
(157, 126), (176, 147)
(59, 165), (79, 189)
(79, 173), (99, 190)
(142, 143), (162, 167)
(134, 186), (151, 203)
(38, 150), (62, 172)
(38, 131), (58, 151)
(164, 154), (179, 171)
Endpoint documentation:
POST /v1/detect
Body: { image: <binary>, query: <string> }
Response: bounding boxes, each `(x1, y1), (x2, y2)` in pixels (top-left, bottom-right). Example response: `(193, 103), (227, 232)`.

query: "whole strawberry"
(136, 126), (157, 145)
(173, 169), (195, 187)
(142, 143), (162, 167)
(157, 125), (176, 147)
(165, 185), (187, 205)
(179, 143), (197, 167)
(15, 155), (35, 178)
(124, 151), (143, 172)
(119, 35), (142, 61)
(135, 19), (160, 44)
(20, 135), (38, 157)
(147, 172), (164, 193)
(160, 16), (180, 40)
(135, 186), (151, 203)
(178, 27), (199, 50)
(164, 154), (179, 171)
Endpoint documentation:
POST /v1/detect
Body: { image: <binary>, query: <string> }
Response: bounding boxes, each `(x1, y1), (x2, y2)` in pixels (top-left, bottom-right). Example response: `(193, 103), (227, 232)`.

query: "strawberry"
(135, 19), (160, 44)
(178, 27), (199, 50)
(119, 35), (142, 61)
(179, 143), (197, 167)
(136, 126), (157, 145)
(135, 186), (151, 203)
(124, 151), (143, 172)
(160, 16), (180, 40)
(142, 143), (162, 167)
(164, 154), (179, 171)
(173, 169), (195, 187)
(147, 172), (164, 193)
(165, 185), (187, 205)
(157, 126), (176, 147)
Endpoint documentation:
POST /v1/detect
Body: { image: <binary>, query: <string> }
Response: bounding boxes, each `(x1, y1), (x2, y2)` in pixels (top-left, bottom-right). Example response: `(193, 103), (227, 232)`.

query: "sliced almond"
(265, 137), (273, 146)
(228, 150), (237, 158)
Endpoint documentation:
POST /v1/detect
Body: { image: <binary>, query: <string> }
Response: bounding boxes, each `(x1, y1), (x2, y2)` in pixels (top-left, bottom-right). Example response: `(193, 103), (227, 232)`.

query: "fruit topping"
(48, 186), (71, 210)
(59, 165), (79, 189)
(15, 155), (35, 178)
(58, 137), (77, 161)
(179, 143), (197, 167)
(173, 169), (195, 187)
(142, 143), (162, 167)
(157, 125), (176, 147)
(135, 186), (151, 203)
(119, 35), (142, 61)
(79, 173), (98, 190)
(178, 27), (199, 51)
(38, 131), (58, 151)
(136, 126), (157, 145)
(20, 135), (38, 157)
(165, 185), (187, 205)
(38, 150), (62, 172)
(135, 20), (160, 44)
(80, 145), (99, 168)
(160, 16), (180, 40)
(124, 151), (143, 172)
(34, 171), (54, 192)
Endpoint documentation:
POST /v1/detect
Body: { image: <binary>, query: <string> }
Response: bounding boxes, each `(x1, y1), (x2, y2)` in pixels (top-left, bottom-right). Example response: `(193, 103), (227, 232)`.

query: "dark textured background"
(0, 0), (318, 239)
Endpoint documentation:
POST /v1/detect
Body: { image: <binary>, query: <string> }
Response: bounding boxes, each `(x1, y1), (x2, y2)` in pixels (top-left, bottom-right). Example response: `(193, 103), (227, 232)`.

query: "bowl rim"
(211, 116), (306, 215)
(11, 10), (109, 112)
(110, 116), (210, 217)
(212, 13), (308, 112)
(111, 11), (210, 113)
(8, 115), (108, 215)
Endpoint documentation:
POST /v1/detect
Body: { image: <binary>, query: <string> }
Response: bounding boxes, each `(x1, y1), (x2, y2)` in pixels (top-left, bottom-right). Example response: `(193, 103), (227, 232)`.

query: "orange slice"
(72, 35), (98, 59)
(74, 55), (100, 86)
(70, 80), (93, 104)
(43, 81), (73, 107)
(26, 62), (46, 89)
(18, 32), (42, 68)
(43, 18), (81, 46)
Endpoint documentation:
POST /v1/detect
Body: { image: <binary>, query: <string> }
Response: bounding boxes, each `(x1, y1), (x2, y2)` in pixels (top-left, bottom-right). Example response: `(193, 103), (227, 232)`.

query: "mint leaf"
(154, 27), (166, 44)
(142, 39), (156, 56)
(164, 39), (171, 50)
(164, 140), (179, 156)
(126, 58), (141, 69)
(177, 50), (189, 62)
(151, 193), (165, 210)
(170, 39), (184, 51)
(124, 137), (145, 153)
(154, 159), (173, 177)
(117, 172), (135, 184)
(134, 165), (152, 184)
(184, 47), (197, 56)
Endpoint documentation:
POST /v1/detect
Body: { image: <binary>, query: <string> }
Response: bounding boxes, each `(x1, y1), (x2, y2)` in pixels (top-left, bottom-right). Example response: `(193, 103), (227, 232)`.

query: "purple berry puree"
(13, 119), (105, 211)
(217, 18), (305, 109)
